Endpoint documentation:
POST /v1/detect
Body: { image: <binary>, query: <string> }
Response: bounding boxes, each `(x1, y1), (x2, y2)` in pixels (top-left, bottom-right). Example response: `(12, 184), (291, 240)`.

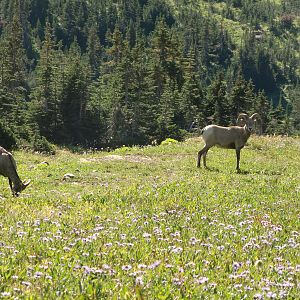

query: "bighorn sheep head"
(14, 180), (31, 196)
(236, 113), (261, 133)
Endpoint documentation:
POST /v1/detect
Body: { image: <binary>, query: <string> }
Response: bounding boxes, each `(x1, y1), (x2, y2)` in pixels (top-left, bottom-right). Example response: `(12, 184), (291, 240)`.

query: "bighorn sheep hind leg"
(197, 145), (210, 168)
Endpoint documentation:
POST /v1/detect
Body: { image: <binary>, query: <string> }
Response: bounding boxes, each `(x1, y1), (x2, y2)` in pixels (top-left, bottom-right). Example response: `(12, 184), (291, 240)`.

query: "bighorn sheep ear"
(236, 113), (249, 127)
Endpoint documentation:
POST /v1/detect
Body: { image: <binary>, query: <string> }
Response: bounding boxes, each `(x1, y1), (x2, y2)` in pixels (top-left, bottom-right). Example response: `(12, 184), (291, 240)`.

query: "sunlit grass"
(0, 135), (299, 299)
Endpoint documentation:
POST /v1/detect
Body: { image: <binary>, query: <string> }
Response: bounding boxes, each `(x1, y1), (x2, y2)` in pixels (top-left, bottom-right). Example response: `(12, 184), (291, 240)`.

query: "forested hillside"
(0, 0), (299, 151)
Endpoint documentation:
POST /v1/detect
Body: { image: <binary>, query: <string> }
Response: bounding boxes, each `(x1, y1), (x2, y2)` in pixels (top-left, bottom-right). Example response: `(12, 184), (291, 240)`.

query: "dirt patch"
(80, 154), (152, 164)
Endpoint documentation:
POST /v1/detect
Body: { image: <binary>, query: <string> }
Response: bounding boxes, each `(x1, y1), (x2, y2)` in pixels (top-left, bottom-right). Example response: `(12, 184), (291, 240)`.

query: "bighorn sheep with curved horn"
(0, 146), (30, 196)
(197, 113), (261, 171)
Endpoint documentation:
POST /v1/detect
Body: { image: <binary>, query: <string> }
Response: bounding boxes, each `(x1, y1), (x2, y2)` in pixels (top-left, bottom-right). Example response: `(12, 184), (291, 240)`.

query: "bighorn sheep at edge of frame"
(0, 146), (30, 196)
(197, 113), (261, 171)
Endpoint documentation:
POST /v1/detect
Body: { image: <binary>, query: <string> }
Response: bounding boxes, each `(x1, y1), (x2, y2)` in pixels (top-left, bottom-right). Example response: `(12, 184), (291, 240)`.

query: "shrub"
(32, 134), (56, 154)
(160, 138), (179, 145)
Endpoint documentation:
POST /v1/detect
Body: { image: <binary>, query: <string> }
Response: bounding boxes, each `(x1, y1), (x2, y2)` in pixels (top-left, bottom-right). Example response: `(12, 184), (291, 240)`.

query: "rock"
(63, 173), (75, 180)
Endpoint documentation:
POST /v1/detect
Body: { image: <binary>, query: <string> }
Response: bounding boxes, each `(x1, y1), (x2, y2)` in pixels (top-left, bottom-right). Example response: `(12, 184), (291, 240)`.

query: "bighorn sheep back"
(0, 146), (30, 196)
(197, 113), (260, 171)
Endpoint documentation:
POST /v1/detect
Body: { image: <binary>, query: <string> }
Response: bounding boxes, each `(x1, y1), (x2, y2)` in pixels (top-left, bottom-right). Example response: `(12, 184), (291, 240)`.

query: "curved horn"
(250, 113), (262, 135)
(22, 180), (31, 188)
(250, 113), (261, 120)
(236, 113), (249, 126)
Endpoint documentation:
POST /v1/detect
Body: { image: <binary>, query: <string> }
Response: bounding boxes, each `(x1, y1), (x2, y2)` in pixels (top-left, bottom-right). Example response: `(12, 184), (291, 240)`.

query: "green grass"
(0, 136), (299, 299)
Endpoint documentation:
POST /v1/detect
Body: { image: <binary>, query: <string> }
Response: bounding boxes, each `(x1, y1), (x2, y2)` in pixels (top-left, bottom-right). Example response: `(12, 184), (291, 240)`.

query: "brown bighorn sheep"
(0, 146), (30, 196)
(197, 113), (261, 171)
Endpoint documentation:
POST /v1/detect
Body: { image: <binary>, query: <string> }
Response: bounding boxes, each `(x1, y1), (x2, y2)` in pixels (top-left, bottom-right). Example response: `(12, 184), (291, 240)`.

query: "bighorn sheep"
(197, 113), (260, 171)
(0, 146), (30, 196)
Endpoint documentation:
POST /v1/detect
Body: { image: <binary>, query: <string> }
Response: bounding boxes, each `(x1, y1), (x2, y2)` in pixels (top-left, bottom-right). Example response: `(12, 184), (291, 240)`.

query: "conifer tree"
(229, 73), (254, 123)
(60, 40), (92, 144)
(0, 1), (28, 140)
(87, 25), (102, 78)
(29, 21), (63, 141)
(180, 49), (205, 129)
(206, 72), (229, 126)
(252, 90), (271, 134)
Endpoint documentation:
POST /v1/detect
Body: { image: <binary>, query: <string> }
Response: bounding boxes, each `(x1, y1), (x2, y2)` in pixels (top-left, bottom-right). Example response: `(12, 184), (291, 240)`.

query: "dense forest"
(0, 0), (299, 152)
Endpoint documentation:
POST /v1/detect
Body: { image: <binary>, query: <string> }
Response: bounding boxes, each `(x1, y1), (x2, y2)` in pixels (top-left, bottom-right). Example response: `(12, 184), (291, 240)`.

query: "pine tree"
(60, 40), (92, 144)
(206, 72), (229, 126)
(0, 2), (28, 141)
(180, 49), (205, 129)
(87, 25), (102, 77)
(157, 79), (181, 141)
(29, 21), (62, 141)
(229, 73), (253, 124)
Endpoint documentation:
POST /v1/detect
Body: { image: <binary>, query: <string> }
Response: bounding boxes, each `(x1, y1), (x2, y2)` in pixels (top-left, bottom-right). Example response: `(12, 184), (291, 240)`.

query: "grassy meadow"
(0, 135), (299, 299)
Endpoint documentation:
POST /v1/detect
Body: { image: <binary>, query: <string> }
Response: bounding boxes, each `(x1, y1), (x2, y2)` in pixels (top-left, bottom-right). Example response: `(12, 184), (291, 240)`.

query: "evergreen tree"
(206, 72), (229, 126)
(60, 40), (92, 144)
(267, 96), (285, 134)
(229, 73), (254, 124)
(87, 25), (102, 77)
(252, 90), (271, 134)
(29, 21), (62, 141)
(180, 49), (205, 129)
(0, 3), (29, 141)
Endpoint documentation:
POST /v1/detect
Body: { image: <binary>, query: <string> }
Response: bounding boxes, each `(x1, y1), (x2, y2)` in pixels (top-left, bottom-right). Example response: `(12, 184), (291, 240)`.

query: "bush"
(32, 134), (56, 154)
(160, 138), (179, 145)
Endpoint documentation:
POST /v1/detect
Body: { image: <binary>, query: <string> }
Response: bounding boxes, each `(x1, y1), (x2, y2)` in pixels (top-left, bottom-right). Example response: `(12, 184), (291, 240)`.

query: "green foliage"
(0, 122), (17, 150)
(160, 137), (178, 145)
(0, 0), (299, 150)
(32, 133), (56, 154)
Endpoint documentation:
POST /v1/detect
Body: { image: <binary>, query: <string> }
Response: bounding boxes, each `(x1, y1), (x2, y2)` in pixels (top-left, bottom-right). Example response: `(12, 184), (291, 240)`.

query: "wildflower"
(148, 260), (161, 269)
(135, 276), (144, 286)
(102, 264), (111, 270)
(266, 292), (277, 298)
(138, 264), (147, 269)
(173, 277), (184, 286)
(195, 277), (209, 284)
(232, 262), (242, 272)
(122, 265), (132, 271)
(22, 281), (32, 287)
(34, 271), (44, 278)
(142, 232), (151, 238)
(190, 237), (199, 245)
(170, 246), (183, 254)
